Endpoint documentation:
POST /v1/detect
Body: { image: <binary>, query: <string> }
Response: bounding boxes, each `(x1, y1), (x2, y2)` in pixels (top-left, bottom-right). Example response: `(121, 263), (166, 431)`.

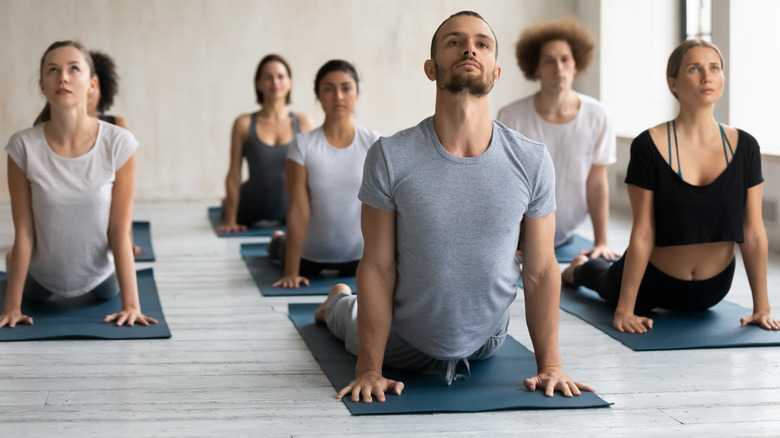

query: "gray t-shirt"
(288, 125), (380, 263)
(358, 117), (556, 360)
(5, 121), (138, 297)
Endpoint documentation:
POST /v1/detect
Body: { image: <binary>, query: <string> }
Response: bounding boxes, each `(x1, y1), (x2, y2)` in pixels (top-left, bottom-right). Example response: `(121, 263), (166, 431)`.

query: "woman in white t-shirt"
(0, 41), (157, 328)
(270, 59), (380, 289)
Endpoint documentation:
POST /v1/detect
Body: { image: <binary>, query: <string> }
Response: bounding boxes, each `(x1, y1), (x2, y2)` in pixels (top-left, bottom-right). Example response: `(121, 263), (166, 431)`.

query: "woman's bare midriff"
(650, 241), (735, 281)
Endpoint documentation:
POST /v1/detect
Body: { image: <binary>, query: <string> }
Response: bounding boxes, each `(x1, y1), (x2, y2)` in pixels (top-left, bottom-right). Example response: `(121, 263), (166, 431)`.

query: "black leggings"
(268, 234), (359, 277)
(573, 255), (735, 313)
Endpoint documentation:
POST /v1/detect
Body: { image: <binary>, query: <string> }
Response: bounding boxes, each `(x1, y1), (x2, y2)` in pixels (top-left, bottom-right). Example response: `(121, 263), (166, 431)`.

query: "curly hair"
(90, 51), (119, 114)
(514, 17), (594, 81)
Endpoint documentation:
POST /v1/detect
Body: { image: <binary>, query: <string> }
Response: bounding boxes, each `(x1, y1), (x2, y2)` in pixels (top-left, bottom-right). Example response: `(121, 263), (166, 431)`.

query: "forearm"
(587, 173), (610, 247)
(4, 233), (33, 312)
(616, 234), (653, 314)
(354, 260), (396, 375)
(524, 259), (563, 370)
(283, 203), (309, 276)
(740, 234), (770, 313)
(223, 175), (241, 223)
(110, 228), (139, 309)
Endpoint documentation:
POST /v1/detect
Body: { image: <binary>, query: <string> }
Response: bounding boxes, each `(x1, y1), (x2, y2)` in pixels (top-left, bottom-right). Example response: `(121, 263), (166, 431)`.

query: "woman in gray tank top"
(219, 54), (314, 233)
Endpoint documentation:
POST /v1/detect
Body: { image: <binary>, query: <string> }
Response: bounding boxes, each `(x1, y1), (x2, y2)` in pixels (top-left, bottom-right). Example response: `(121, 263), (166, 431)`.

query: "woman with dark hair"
(1, 41), (157, 328)
(218, 54), (315, 233)
(562, 40), (779, 333)
(270, 59), (380, 288)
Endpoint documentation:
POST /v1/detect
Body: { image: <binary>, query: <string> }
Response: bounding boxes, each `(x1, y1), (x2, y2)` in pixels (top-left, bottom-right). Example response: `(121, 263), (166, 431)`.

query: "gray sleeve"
(5, 132), (27, 173)
(524, 147), (556, 218)
(358, 139), (396, 212)
(287, 132), (306, 166)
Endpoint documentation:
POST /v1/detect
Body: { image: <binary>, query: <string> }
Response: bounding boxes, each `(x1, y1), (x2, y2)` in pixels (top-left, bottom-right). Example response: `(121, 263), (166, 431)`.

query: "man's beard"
(435, 60), (494, 97)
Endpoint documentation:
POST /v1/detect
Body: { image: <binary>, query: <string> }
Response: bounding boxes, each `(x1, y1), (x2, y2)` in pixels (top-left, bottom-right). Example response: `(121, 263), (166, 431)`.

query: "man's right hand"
(273, 275), (309, 289)
(613, 310), (653, 333)
(336, 370), (404, 403)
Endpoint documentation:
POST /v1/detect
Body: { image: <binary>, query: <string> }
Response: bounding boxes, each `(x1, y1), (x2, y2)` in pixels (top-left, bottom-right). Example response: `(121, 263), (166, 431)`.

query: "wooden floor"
(2, 201), (780, 437)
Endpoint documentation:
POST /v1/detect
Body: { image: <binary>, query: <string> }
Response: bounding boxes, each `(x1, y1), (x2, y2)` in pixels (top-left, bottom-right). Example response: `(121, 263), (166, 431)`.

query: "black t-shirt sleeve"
(624, 130), (657, 191)
(742, 131), (764, 188)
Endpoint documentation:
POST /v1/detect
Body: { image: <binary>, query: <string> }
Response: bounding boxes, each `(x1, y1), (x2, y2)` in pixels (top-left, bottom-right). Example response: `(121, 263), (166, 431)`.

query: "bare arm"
(337, 204), (402, 402)
(274, 159), (310, 288)
(0, 158), (35, 328)
(104, 154), (157, 326)
(739, 183), (780, 330)
(584, 164), (617, 259)
(113, 116), (130, 130)
(521, 213), (594, 396)
(218, 115), (249, 233)
(614, 184), (655, 333)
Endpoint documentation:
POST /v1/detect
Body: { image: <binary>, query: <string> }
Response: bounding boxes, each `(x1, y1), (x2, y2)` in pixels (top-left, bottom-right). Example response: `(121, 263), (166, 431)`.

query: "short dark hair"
(515, 17), (594, 80)
(90, 51), (119, 114)
(430, 11), (497, 60)
(314, 59), (360, 97)
(254, 54), (293, 105)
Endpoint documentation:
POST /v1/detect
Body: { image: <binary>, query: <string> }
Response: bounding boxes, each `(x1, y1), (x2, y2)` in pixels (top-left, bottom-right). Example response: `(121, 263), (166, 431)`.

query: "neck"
(46, 106), (93, 141)
(258, 98), (289, 119)
(535, 87), (577, 112)
(675, 103), (717, 134)
(322, 115), (354, 138)
(431, 90), (493, 158)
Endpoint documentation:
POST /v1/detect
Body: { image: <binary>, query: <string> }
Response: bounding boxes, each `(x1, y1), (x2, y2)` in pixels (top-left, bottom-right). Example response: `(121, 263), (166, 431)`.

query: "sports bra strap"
(667, 120), (682, 178)
(719, 123), (734, 165)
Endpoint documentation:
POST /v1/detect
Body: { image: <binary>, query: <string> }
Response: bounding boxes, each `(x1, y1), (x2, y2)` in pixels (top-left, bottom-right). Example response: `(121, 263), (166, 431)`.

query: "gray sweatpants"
(325, 293), (510, 385)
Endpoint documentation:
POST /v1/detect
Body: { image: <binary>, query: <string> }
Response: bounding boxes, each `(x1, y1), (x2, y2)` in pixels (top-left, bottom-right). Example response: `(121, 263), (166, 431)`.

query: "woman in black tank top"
(219, 54), (314, 233)
(562, 40), (779, 334)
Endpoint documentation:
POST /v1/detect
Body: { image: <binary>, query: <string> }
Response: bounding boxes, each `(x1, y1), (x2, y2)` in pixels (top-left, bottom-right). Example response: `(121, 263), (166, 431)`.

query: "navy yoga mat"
(289, 303), (610, 415)
(133, 221), (156, 262)
(0, 268), (171, 341)
(559, 285), (780, 351)
(241, 243), (357, 296)
(208, 206), (284, 237)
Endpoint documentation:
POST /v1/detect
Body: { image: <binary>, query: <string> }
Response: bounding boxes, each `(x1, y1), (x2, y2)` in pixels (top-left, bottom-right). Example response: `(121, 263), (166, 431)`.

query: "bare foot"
(561, 254), (589, 285)
(133, 245), (145, 256)
(272, 230), (285, 239)
(314, 283), (352, 323)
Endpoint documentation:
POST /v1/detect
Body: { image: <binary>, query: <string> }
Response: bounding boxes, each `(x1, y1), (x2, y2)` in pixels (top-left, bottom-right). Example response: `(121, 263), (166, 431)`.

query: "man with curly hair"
(498, 18), (617, 260)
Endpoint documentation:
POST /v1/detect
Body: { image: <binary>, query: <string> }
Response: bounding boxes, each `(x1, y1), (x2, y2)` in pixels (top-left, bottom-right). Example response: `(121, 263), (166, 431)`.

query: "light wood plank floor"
(1, 201), (779, 437)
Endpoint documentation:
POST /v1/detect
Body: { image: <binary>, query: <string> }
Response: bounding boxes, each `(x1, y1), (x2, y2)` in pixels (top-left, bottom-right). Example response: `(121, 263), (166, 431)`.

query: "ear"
(424, 59), (436, 81)
(89, 75), (99, 93)
(667, 76), (677, 94)
(494, 66), (501, 83)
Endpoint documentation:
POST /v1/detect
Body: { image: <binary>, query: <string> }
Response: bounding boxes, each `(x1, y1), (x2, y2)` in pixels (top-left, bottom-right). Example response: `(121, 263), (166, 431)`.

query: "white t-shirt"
(5, 121), (138, 297)
(287, 125), (380, 263)
(497, 93), (616, 246)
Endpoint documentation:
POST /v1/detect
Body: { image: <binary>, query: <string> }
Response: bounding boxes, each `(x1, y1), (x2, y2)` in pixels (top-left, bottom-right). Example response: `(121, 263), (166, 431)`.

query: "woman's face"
(40, 46), (95, 109)
(669, 46), (724, 105)
(317, 70), (357, 118)
(257, 61), (292, 104)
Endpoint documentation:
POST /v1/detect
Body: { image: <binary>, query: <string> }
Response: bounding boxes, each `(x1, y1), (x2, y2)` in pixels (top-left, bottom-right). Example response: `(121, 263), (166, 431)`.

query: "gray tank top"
(240, 112), (301, 221)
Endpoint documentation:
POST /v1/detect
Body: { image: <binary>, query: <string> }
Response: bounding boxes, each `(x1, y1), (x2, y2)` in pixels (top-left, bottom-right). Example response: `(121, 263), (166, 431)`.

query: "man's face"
(535, 39), (577, 93)
(431, 15), (498, 97)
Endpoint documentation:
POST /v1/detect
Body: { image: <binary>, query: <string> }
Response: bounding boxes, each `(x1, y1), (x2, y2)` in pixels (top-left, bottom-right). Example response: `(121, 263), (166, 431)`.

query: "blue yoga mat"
(133, 221), (156, 262)
(559, 285), (780, 351)
(289, 303), (610, 415)
(208, 206), (285, 237)
(0, 268), (171, 341)
(241, 244), (357, 296)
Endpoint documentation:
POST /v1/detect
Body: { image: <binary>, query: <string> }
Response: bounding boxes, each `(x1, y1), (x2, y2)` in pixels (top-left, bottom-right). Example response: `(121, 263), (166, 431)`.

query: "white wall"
(0, 0), (577, 202)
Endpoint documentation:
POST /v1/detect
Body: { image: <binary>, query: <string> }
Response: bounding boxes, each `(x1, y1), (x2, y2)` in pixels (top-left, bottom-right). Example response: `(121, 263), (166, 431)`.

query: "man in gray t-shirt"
(315, 10), (593, 403)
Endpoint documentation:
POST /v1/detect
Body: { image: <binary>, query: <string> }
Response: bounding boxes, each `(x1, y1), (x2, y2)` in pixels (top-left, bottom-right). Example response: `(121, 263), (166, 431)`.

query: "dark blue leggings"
(573, 255), (735, 313)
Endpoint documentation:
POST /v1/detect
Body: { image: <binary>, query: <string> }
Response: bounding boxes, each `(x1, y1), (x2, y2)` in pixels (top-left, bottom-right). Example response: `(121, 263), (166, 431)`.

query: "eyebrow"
(45, 61), (82, 68)
(441, 31), (494, 43)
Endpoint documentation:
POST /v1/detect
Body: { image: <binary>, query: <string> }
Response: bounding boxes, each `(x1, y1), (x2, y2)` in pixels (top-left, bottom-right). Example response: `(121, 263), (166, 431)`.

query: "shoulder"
(100, 121), (138, 149)
(232, 112), (253, 131)
(734, 128), (760, 155)
(496, 95), (535, 120)
(494, 119), (547, 152)
(294, 112), (316, 132)
(296, 126), (323, 146)
(576, 93), (610, 120)
(7, 124), (43, 146)
(377, 118), (431, 151)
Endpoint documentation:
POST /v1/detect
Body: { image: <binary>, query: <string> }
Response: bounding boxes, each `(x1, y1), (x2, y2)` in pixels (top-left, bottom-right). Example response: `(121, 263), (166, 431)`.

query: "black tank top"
(625, 129), (763, 246)
(240, 112), (301, 220)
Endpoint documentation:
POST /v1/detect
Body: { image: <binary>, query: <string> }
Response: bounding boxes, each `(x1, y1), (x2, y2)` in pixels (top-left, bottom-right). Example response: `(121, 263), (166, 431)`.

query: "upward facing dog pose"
(498, 18), (617, 259)
(563, 40), (780, 333)
(219, 54), (315, 233)
(316, 11), (593, 402)
(1, 41), (157, 328)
